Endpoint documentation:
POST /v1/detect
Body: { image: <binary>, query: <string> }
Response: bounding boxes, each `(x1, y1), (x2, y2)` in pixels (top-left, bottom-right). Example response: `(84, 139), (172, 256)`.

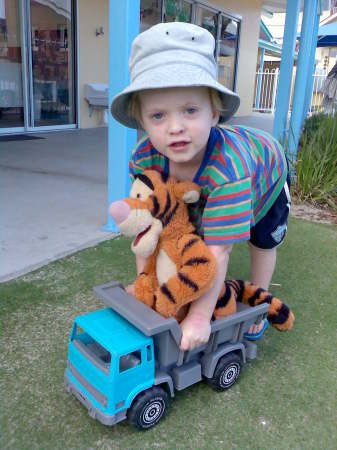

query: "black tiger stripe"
(216, 285), (233, 308)
(162, 201), (179, 227)
(178, 272), (198, 292)
(160, 285), (176, 304)
(160, 171), (169, 182)
(227, 280), (244, 302)
(135, 173), (154, 190)
(181, 238), (199, 255)
(247, 287), (267, 306)
(158, 191), (171, 220)
(268, 303), (290, 325)
(151, 195), (160, 216)
(184, 257), (209, 266)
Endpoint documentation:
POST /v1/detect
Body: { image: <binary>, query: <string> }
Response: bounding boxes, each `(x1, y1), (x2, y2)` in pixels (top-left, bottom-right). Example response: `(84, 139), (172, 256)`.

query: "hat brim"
(110, 63), (240, 129)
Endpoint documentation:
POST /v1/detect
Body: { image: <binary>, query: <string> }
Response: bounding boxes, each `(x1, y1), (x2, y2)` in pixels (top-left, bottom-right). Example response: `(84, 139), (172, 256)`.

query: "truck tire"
(206, 353), (241, 391)
(127, 386), (169, 430)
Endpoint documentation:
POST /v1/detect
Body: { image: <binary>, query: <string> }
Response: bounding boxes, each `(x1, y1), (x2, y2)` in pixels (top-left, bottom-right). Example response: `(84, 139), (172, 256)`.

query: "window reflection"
(195, 6), (217, 39)
(0, 0), (24, 128)
(163, 0), (192, 23)
(140, 0), (161, 32)
(217, 17), (239, 90)
(30, 0), (75, 126)
(139, 1), (240, 91)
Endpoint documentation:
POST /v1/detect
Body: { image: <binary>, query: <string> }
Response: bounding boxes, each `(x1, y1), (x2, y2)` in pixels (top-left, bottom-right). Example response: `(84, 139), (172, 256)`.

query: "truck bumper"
(64, 370), (126, 426)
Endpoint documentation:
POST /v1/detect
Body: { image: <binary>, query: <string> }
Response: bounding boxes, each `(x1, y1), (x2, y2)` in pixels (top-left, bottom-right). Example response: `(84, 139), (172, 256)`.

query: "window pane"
(73, 325), (111, 373)
(0, 0), (24, 128)
(163, 0), (192, 23)
(195, 6), (217, 39)
(140, 0), (161, 32)
(119, 350), (141, 373)
(217, 17), (239, 90)
(30, 0), (75, 126)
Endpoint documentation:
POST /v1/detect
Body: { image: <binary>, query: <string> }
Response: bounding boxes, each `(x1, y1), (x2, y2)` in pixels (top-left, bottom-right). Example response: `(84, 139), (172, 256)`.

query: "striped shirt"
(129, 125), (288, 245)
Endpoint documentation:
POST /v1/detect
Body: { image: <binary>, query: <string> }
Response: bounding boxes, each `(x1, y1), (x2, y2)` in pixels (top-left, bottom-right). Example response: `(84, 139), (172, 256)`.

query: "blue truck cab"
(65, 307), (155, 426)
(65, 281), (269, 429)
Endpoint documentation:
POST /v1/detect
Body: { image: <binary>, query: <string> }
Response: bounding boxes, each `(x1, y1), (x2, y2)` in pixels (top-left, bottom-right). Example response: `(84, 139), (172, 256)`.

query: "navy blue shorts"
(250, 173), (291, 250)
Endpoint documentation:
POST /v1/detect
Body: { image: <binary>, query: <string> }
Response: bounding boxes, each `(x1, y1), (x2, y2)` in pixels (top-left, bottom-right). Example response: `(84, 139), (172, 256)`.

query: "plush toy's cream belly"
(156, 249), (177, 286)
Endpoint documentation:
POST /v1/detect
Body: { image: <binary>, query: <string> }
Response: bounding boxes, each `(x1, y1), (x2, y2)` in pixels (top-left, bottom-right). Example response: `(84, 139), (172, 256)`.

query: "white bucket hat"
(110, 22), (240, 129)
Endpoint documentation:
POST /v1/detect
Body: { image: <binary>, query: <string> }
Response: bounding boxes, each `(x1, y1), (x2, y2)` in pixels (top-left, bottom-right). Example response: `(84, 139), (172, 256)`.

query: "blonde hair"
(128, 88), (223, 127)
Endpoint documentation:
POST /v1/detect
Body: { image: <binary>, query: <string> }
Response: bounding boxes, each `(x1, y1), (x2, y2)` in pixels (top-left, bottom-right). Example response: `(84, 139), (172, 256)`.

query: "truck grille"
(68, 362), (108, 408)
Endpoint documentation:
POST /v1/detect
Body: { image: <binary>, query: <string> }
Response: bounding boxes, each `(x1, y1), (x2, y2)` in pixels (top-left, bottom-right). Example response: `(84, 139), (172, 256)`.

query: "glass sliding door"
(0, 0), (25, 129)
(30, 0), (75, 127)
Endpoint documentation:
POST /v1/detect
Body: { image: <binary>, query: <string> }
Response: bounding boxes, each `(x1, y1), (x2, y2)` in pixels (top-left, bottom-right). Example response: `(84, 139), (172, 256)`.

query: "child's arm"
(125, 255), (148, 295)
(179, 243), (232, 351)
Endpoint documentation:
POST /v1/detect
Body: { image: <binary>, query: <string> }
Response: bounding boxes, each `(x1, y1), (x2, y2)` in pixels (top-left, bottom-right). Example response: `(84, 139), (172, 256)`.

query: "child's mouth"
(169, 141), (190, 151)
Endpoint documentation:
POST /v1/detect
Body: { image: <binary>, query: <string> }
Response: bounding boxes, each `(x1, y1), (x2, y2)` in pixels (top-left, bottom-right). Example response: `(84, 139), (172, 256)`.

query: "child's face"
(139, 87), (219, 165)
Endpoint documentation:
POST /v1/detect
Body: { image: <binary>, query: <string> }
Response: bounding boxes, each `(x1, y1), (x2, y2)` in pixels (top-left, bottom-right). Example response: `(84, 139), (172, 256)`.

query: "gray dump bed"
(94, 281), (269, 369)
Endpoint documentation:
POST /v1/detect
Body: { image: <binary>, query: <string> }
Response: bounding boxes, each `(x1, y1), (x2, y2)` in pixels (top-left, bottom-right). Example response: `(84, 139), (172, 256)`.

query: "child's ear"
(173, 181), (200, 204)
(212, 109), (220, 126)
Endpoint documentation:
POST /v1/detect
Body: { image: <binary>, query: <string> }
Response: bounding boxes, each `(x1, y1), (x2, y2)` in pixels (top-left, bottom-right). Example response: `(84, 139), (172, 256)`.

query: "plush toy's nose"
(109, 200), (130, 225)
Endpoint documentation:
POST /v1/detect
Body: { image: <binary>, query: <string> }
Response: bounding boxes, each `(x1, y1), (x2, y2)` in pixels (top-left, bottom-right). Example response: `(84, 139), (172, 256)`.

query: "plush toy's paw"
(154, 285), (179, 318)
(134, 274), (155, 308)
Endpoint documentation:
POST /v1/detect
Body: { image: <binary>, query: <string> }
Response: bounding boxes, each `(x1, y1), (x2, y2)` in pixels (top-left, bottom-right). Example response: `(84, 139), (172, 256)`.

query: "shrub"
(292, 114), (337, 209)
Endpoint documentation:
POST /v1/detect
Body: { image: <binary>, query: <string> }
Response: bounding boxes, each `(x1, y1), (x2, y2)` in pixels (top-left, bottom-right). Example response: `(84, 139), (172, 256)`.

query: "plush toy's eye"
(137, 193), (141, 198)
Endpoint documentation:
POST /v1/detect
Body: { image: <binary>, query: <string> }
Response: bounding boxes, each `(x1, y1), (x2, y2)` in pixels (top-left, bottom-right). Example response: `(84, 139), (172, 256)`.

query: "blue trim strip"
(260, 20), (274, 42)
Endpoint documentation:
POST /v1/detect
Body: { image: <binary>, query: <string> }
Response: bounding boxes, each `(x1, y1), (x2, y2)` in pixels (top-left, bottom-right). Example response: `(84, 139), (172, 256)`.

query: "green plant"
(292, 114), (337, 209)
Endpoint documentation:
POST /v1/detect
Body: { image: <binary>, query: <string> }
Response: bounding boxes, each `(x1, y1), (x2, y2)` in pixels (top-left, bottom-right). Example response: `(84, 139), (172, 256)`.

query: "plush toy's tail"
(223, 280), (294, 331)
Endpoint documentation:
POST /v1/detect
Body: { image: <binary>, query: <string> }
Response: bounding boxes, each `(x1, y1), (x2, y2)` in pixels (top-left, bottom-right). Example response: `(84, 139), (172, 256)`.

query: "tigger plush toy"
(109, 170), (294, 331)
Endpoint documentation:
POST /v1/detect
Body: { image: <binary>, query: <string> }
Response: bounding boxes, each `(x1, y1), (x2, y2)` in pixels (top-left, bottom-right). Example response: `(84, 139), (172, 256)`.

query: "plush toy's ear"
(173, 181), (200, 204)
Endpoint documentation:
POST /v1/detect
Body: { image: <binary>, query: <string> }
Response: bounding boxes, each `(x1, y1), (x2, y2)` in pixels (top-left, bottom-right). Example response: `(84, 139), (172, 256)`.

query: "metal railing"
(253, 68), (328, 115)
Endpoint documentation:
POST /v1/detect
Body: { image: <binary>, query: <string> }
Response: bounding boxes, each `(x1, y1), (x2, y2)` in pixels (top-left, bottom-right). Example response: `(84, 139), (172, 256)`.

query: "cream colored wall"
(212, 0), (263, 116)
(78, 0), (109, 128)
(77, 0), (262, 127)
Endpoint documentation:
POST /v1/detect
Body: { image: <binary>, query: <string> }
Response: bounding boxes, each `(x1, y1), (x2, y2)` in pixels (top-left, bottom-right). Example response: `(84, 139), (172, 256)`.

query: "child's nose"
(168, 115), (184, 134)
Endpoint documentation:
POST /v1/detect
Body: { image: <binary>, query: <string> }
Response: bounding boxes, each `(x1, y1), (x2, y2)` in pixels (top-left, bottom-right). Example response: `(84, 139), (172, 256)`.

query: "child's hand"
(179, 311), (211, 351)
(125, 284), (135, 295)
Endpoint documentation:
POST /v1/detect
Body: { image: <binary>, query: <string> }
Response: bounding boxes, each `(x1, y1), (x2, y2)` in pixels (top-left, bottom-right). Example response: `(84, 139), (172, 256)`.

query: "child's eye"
(151, 112), (163, 120)
(186, 107), (197, 115)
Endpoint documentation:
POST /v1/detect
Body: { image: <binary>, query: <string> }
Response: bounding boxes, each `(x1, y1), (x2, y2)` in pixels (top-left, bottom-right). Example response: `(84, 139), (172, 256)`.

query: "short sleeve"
(201, 177), (253, 245)
(129, 158), (143, 183)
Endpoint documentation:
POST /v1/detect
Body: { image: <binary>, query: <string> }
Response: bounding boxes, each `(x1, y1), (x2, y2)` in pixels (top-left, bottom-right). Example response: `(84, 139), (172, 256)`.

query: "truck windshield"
(72, 324), (111, 374)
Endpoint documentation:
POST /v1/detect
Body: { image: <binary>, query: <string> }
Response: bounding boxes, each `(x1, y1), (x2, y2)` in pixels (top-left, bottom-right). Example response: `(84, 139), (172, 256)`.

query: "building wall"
(78, 0), (109, 128)
(77, 0), (262, 128)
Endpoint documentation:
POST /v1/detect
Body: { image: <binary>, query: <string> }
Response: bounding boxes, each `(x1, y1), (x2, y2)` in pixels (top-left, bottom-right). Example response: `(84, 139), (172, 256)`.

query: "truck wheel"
(127, 386), (169, 430)
(207, 353), (241, 391)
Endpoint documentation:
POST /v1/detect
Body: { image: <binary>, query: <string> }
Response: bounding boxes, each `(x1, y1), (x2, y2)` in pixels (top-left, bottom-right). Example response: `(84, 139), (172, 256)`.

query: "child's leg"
(247, 243), (277, 334)
(249, 242), (276, 290)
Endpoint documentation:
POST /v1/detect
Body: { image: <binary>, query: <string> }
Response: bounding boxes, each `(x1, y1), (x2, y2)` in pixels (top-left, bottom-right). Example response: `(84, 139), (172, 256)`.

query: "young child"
(110, 22), (291, 351)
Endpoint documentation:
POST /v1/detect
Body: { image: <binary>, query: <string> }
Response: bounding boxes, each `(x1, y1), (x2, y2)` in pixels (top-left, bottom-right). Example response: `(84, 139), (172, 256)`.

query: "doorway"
(0, 0), (76, 134)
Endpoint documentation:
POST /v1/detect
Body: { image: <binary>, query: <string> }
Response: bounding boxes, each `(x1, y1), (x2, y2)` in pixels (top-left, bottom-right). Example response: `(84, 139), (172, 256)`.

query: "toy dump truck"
(64, 281), (269, 430)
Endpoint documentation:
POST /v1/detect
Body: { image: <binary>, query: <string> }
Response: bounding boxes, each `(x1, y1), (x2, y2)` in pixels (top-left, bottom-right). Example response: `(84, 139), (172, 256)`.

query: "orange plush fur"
(112, 170), (294, 330)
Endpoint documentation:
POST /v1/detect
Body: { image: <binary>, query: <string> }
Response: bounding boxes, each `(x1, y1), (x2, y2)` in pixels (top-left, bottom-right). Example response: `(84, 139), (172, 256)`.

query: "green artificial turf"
(1, 217), (336, 450)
